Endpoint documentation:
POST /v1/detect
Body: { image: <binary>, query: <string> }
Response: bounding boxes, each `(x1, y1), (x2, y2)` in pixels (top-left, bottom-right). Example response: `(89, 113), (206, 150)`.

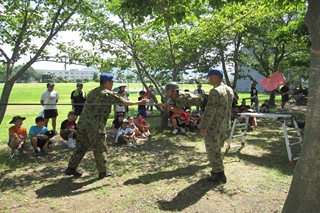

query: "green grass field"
(0, 82), (281, 141)
(0, 82), (303, 212)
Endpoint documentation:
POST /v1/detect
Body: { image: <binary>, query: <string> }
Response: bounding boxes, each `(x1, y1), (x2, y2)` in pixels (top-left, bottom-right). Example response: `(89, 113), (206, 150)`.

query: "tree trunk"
(282, 1), (320, 212)
(0, 80), (15, 124)
(268, 90), (276, 107)
(160, 108), (169, 128)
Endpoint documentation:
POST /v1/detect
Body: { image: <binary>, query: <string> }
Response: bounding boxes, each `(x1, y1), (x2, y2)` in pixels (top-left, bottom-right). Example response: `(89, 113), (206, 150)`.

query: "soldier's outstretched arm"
(124, 98), (148, 106)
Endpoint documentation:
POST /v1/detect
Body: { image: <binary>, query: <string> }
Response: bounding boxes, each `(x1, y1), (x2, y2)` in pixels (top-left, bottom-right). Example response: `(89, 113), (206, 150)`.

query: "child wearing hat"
(60, 111), (78, 148)
(116, 119), (141, 147)
(8, 116), (34, 158)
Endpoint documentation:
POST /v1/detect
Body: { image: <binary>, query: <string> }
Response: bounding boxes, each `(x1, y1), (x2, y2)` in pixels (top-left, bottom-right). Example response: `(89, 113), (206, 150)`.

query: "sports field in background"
(0, 82), (281, 141)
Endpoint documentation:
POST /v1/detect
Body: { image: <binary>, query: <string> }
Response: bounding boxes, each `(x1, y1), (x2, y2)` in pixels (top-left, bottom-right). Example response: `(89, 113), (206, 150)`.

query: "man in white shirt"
(40, 82), (60, 133)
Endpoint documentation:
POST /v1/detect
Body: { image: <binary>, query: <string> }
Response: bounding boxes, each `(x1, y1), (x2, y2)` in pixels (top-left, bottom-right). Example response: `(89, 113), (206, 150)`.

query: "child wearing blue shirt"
(29, 116), (55, 156)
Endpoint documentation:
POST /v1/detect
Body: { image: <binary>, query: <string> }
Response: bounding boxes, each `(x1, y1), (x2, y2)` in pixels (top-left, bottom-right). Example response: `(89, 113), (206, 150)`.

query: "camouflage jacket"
(77, 85), (126, 134)
(198, 82), (234, 132)
(169, 92), (204, 109)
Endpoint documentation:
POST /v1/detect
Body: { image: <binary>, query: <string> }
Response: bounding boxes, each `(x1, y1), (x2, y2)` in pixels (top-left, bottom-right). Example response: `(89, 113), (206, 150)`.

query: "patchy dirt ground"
(0, 106), (306, 213)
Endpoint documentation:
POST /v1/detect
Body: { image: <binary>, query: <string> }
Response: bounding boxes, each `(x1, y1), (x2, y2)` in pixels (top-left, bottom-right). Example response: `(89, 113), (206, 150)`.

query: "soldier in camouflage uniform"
(198, 68), (234, 184)
(158, 82), (204, 133)
(65, 73), (147, 179)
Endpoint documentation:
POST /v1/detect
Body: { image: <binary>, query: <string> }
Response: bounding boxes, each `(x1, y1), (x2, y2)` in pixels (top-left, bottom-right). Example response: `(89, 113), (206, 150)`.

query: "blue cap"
(207, 67), (223, 78)
(47, 82), (55, 87)
(100, 73), (118, 82)
(192, 110), (198, 114)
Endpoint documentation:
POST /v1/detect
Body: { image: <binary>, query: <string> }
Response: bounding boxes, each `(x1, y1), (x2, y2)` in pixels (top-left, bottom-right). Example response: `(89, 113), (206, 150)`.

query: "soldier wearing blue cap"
(65, 73), (148, 179)
(198, 67), (234, 184)
(71, 82), (86, 115)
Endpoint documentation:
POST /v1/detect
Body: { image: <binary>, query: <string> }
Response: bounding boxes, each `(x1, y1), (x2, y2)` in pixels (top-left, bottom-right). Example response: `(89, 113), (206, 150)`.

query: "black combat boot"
(207, 170), (227, 184)
(98, 171), (115, 179)
(65, 167), (82, 177)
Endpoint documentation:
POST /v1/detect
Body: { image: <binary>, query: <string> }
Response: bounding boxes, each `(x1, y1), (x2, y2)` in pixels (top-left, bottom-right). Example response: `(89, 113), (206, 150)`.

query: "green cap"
(165, 82), (179, 91)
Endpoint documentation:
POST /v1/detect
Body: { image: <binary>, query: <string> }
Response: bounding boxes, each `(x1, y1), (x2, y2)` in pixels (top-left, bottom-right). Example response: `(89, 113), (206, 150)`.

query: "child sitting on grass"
(8, 116), (34, 158)
(127, 116), (143, 137)
(116, 119), (141, 147)
(60, 111), (78, 148)
(29, 116), (55, 156)
(111, 113), (124, 138)
(260, 100), (269, 113)
(134, 113), (151, 137)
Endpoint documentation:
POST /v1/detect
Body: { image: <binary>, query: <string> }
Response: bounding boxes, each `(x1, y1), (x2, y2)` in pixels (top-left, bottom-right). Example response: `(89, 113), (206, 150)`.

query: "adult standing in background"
(40, 82), (60, 133)
(199, 67), (234, 184)
(280, 82), (290, 110)
(71, 82), (86, 116)
(250, 83), (258, 105)
(65, 73), (147, 179)
(119, 84), (129, 116)
(193, 83), (205, 112)
(146, 85), (155, 112)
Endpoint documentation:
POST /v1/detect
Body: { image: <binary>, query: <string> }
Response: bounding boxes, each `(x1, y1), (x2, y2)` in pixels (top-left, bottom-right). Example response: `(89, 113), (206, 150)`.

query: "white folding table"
(227, 112), (303, 163)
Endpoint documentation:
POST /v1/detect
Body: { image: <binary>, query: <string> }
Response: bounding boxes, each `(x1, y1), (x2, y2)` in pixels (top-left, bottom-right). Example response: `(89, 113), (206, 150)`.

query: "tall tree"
(120, 0), (320, 211)
(240, 8), (310, 106)
(282, 0), (320, 211)
(0, 0), (90, 124)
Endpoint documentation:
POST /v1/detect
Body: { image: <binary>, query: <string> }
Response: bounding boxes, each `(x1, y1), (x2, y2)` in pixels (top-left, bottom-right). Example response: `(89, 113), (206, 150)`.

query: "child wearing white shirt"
(116, 119), (141, 147)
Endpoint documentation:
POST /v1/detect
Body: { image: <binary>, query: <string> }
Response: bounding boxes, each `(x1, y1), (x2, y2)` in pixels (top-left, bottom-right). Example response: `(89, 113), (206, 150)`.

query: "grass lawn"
(0, 82), (303, 212)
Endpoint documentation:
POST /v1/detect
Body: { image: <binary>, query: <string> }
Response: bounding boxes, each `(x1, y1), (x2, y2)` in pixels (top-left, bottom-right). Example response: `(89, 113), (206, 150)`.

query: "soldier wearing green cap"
(158, 82), (204, 134)
(198, 67), (234, 184)
(158, 82), (204, 114)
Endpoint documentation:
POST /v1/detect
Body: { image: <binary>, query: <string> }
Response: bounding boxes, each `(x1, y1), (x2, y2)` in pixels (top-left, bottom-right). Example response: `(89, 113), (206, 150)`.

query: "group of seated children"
(8, 115), (56, 158)
(170, 109), (202, 134)
(232, 99), (269, 129)
(116, 119), (141, 147)
(112, 113), (151, 147)
(8, 110), (80, 158)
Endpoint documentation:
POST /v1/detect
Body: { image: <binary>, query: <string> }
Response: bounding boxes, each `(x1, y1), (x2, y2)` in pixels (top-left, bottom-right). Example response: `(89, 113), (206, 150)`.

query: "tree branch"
(14, 4), (80, 82)
(0, 48), (10, 62)
(11, 5), (29, 64)
(50, 1), (64, 36)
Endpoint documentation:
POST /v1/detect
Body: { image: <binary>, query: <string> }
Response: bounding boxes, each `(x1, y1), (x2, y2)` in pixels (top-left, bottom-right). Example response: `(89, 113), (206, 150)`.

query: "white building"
(35, 67), (99, 80)
(235, 66), (267, 93)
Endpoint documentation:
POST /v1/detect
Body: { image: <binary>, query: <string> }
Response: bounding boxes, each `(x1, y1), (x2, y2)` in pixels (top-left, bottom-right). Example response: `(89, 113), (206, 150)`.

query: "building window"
(65, 72), (68, 74)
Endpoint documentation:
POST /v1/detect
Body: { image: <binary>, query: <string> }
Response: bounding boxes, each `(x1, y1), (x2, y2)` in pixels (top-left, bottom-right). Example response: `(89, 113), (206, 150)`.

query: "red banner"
(260, 71), (286, 92)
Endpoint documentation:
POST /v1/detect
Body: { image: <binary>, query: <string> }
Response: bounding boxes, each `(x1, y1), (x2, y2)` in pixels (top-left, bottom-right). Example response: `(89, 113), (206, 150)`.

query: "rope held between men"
(0, 102), (157, 106)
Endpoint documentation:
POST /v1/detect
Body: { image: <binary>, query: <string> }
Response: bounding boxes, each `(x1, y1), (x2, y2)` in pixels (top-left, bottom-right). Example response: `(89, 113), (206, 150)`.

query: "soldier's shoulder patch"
(179, 92), (191, 98)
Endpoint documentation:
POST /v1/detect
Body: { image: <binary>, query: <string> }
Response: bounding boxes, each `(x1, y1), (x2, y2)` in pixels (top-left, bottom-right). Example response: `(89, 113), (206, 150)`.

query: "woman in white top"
(114, 90), (126, 117)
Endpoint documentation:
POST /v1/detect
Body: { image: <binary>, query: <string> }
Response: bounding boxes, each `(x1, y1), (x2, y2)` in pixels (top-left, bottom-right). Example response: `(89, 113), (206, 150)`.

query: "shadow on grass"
(156, 179), (233, 211)
(36, 177), (102, 198)
(123, 164), (208, 185)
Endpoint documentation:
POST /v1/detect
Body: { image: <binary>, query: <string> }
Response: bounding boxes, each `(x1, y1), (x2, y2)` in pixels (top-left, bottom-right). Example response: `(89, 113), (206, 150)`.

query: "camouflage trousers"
(68, 129), (108, 173)
(204, 131), (227, 173)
